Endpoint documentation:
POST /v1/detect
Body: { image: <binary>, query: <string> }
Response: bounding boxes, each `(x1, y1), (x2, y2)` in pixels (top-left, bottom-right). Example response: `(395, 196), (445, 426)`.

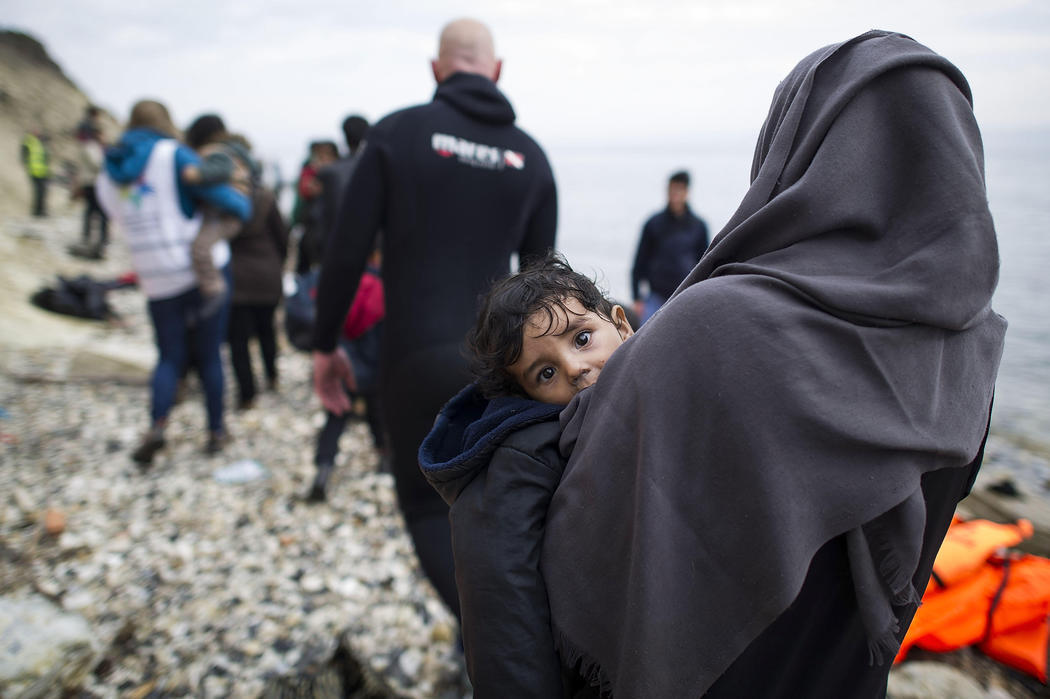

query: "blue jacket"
(420, 383), (568, 698)
(104, 128), (251, 222)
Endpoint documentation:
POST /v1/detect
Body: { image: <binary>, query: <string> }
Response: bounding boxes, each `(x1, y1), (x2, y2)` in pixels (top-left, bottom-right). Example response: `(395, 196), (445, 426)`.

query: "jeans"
(640, 292), (667, 325)
(146, 268), (231, 432)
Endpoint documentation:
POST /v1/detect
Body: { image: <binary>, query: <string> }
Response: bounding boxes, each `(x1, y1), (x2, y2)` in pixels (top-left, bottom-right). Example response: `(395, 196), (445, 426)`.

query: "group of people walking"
(91, 17), (1005, 699)
(94, 103), (287, 463)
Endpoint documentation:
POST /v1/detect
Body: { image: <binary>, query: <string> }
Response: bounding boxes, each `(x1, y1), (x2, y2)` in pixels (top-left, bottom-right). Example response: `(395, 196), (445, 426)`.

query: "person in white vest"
(96, 100), (251, 466)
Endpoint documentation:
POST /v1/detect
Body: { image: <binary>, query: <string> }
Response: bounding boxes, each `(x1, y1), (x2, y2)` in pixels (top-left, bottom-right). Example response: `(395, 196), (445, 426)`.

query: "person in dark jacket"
(227, 185), (289, 409)
(314, 115), (369, 257)
(631, 170), (709, 324)
(292, 140), (339, 274)
(419, 253), (633, 697)
(312, 17), (558, 618)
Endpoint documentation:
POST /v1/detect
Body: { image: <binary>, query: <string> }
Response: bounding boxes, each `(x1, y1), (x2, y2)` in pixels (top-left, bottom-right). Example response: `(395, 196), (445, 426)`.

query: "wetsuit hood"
(434, 72), (516, 125)
(104, 128), (167, 184)
(419, 383), (562, 504)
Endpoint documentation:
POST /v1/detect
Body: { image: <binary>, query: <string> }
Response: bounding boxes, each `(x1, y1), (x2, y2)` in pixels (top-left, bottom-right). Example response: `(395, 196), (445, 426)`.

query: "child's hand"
(181, 164), (202, 184)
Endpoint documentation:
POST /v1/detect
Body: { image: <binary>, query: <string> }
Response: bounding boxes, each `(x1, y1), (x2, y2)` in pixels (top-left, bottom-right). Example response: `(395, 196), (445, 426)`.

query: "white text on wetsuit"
(432, 133), (525, 171)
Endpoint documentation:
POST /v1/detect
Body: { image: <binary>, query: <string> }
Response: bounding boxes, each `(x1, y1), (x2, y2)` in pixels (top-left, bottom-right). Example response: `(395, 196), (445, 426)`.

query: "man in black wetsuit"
(311, 17), (558, 618)
(631, 170), (709, 324)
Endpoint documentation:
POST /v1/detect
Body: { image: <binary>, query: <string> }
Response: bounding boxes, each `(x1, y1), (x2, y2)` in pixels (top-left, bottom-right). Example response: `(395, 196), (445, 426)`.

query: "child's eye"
(574, 331), (591, 348)
(538, 367), (556, 383)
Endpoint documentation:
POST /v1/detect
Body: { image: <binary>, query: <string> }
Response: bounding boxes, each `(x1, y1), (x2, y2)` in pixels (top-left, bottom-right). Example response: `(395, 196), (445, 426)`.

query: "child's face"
(508, 297), (634, 405)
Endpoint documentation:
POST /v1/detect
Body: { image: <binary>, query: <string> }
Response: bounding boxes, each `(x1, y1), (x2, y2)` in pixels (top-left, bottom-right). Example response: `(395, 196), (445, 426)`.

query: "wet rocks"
(888, 660), (987, 699)
(0, 594), (100, 697)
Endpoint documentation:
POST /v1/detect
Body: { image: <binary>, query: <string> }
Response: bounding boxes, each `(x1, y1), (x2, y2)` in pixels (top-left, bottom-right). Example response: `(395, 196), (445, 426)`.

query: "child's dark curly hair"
(468, 250), (616, 398)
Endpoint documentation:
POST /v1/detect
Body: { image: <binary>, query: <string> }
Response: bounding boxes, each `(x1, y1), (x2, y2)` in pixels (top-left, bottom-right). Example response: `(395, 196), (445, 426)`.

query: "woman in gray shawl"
(543, 31), (1007, 698)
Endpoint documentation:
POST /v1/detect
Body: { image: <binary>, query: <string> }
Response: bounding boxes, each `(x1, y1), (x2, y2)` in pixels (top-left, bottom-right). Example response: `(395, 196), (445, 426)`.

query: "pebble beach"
(0, 213), (462, 697)
(1, 212), (1046, 698)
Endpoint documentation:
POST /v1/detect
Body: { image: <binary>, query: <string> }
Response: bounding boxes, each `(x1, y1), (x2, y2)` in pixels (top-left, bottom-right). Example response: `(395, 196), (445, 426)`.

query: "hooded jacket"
(102, 128), (251, 222)
(420, 383), (566, 698)
(312, 71), (558, 367)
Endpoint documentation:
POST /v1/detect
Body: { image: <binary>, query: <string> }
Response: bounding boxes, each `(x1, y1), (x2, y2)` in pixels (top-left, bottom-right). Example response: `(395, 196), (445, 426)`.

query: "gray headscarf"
(542, 30), (1007, 698)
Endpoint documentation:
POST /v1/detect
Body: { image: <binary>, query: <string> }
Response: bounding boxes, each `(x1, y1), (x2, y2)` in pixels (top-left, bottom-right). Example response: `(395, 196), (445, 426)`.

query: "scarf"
(541, 30), (1007, 698)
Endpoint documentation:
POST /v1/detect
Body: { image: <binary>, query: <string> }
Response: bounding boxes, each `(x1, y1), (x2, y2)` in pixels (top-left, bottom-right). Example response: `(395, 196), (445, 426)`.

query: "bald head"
(431, 18), (502, 84)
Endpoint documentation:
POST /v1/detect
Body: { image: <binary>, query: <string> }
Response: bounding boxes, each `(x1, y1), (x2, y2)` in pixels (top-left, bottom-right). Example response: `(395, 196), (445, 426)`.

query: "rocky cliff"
(0, 30), (117, 216)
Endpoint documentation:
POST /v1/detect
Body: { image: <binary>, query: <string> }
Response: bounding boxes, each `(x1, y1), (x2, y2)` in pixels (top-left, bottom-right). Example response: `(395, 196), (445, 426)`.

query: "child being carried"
(183, 115), (258, 315)
(419, 250), (635, 697)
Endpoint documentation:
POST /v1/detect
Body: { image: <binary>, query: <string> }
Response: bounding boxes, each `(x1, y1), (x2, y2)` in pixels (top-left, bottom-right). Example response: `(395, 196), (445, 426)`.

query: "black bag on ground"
(30, 274), (115, 320)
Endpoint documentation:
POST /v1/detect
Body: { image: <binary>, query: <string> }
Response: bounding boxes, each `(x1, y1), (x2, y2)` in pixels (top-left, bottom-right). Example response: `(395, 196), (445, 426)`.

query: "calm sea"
(547, 130), (1050, 488)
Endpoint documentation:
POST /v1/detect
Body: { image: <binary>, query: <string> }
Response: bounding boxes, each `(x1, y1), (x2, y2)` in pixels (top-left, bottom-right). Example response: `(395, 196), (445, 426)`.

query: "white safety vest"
(96, 139), (229, 300)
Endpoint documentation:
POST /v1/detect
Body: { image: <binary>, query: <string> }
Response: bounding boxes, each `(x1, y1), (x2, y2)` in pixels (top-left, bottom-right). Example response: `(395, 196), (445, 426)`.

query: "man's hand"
(633, 300), (645, 323)
(313, 347), (357, 415)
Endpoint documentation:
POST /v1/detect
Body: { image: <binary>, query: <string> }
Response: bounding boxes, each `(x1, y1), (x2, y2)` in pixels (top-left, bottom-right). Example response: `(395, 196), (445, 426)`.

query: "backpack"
(30, 274), (117, 321)
(284, 270), (318, 352)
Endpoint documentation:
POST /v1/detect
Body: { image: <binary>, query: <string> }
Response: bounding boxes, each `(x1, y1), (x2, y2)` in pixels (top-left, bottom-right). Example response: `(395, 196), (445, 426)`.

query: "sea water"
(548, 130), (1050, 489)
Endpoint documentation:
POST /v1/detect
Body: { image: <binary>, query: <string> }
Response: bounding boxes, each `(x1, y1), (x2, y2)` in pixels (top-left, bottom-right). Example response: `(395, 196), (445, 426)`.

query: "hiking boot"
(236, 396), (255, 412)
(308, 462), (334, 502)
(204, 430), (231, 456)
(131, 428), (166, 466)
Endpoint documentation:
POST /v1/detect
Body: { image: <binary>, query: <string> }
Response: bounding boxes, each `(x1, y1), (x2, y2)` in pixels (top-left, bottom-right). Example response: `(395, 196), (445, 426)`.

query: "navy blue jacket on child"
(420, 383), (567, 698)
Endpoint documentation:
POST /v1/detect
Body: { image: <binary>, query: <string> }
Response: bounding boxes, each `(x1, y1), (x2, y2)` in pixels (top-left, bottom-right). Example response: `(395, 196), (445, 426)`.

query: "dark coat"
(311, 71), (558, 365)
(631, 205), (709, 300)
(420, 384), (566, 698)
(230, 188), (289, 306)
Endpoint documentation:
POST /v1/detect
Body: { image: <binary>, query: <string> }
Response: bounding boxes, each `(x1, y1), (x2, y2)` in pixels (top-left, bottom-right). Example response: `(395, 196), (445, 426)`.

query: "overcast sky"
(5, 0), (1049, 175)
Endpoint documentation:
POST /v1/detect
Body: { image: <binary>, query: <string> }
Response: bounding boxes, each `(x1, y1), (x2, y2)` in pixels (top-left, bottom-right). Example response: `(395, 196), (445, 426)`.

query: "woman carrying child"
(96, 100), (251, 464)
(538, 30), (1006, 698)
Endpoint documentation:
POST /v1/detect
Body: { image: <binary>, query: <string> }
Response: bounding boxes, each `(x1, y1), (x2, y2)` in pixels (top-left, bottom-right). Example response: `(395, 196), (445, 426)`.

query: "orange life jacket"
(896, 517), (1049, 684)
(928, 515), (1034, 588)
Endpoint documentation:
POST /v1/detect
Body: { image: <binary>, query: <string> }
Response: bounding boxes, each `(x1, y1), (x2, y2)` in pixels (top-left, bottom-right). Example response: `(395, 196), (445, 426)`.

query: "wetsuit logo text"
(432, 133), (525, 171)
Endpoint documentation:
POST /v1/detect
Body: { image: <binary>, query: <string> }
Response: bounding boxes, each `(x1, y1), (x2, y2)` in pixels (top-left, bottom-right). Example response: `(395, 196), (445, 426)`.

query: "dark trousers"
(31, 177), (47, 217)
(314, 389), (385, 465)
(295, 225), (320, 275)
(314, 331), (386, 465)
(81, 185), (108, 247)
(382, 344), (472, 619)
(227, 303), (278, 404)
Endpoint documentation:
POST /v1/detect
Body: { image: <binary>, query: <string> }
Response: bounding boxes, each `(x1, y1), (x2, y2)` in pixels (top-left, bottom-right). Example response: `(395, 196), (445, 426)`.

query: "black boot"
(308, 462), (334, 502)
(131, 426), (166, 467)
